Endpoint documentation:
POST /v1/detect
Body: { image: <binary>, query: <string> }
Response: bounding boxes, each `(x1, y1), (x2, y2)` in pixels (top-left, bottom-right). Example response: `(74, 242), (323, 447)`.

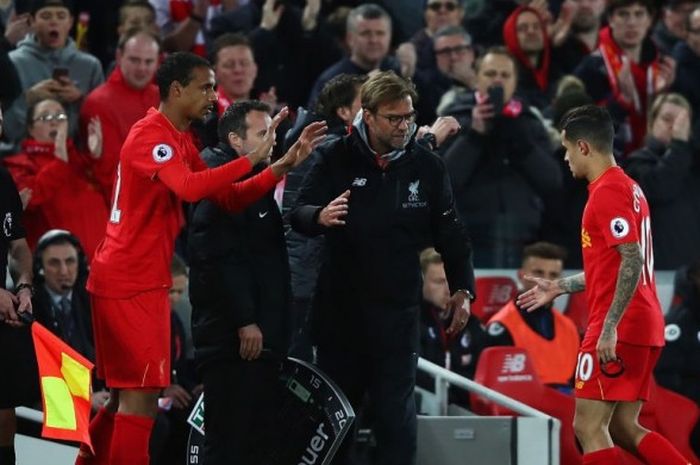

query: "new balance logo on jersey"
(352, 177), (367, 187)
(152, 144), (174, 163)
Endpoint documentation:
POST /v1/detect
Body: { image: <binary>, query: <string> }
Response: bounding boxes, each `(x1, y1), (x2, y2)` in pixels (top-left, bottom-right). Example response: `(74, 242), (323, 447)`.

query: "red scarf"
(216, 86), (234, 116)
(598, 26), (659, 152)
(503, 6), (551, 92)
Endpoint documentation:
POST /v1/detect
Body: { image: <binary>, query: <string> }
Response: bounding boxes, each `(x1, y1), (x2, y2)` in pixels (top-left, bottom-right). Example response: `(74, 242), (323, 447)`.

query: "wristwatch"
(421, 132), (437, 151)
(455, 289), (475, 301)
(15, 282), (34, 297)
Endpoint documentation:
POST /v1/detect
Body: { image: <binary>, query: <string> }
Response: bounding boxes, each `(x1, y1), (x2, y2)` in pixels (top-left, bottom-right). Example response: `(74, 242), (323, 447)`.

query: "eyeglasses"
(435, 44), (471, 56)
(33, 113), (68, 123)
(427, 2), (458, 12)
(376, 111), (417, 127)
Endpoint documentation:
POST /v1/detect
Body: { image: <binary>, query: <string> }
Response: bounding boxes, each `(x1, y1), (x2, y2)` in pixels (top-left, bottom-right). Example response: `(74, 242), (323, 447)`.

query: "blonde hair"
(360, 71), (418, 113)
(648, 92), (692, 131)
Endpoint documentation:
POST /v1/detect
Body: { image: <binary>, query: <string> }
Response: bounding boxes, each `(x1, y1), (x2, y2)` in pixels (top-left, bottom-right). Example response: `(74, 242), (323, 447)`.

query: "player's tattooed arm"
(602, 242), (643, 335)
(556, 272), (586, 294)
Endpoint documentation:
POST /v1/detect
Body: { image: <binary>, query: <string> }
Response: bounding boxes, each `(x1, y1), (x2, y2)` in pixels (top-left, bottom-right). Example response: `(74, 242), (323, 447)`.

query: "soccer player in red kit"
(517, 105), (690, 465)
(77, 52), (326, 465)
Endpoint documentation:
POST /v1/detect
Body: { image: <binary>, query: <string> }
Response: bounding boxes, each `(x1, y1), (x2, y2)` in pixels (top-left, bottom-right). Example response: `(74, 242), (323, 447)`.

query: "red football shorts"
(574, 342), (661, 402)
(91, 289), (171, 389)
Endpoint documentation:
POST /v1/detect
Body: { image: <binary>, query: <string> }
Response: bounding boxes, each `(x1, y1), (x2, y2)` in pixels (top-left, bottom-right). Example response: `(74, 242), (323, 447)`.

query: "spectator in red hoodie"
(503, 5), (562, 110)
(3, 98), (108, 260)
(80, 27), (161, 201)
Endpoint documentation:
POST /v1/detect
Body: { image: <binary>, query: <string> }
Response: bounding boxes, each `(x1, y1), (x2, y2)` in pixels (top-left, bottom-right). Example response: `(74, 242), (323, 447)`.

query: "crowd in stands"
(2, 0), (700, 460)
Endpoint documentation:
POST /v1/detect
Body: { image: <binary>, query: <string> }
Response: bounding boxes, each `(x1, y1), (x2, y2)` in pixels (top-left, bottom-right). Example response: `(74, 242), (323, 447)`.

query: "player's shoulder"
(123, 112), (178, 156)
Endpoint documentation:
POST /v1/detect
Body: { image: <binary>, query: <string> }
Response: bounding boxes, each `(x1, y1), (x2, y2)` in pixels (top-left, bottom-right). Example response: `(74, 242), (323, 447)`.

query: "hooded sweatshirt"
(6, 35), (104, 146)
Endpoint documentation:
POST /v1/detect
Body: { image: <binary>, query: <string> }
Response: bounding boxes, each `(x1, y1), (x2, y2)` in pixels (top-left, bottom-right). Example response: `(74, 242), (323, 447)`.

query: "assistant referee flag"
(31, 322), (94, 451)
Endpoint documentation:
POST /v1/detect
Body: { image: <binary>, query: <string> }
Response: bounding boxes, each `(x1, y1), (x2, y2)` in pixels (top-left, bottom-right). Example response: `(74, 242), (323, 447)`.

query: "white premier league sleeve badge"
(152, 143), (174, 163)
(610, 217), (630, 239)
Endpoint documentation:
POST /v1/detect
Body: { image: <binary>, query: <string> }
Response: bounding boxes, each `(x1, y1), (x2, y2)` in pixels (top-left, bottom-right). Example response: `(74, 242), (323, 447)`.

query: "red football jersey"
(87, 108), (259, 298)
(580, 166), (665, 349)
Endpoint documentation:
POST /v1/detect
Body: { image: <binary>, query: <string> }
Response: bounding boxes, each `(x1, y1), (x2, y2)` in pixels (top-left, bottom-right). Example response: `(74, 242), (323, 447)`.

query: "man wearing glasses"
(290, 71), (475, 465)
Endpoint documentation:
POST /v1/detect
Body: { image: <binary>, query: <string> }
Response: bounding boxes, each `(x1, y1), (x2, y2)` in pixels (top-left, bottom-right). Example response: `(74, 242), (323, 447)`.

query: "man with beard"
(77, 52), (313, 465)
(291, 70), (474, 465)
(554, 0), (607, 73)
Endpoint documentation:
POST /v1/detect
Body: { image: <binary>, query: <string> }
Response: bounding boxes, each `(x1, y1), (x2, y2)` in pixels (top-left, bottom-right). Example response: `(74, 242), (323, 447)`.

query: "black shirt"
(0, 166), (25, 287)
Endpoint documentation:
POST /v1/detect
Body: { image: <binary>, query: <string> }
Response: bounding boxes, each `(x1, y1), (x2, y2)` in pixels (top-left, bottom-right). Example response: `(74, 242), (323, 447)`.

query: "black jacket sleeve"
(289, 143), (337, 237)
(624, 141), (694, 203)
(429, 155), (476, 297)
(443, 128), (489, 192)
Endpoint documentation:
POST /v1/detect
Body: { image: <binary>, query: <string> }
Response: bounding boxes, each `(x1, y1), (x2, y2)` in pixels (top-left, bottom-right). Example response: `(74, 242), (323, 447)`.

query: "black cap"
(30, 0), (73, 15)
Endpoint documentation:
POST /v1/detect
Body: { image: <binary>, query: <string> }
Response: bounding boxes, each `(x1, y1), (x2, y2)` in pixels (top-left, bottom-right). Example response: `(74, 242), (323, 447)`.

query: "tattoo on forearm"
(556, 272), (586, 294)
(603, 243), (643, 335)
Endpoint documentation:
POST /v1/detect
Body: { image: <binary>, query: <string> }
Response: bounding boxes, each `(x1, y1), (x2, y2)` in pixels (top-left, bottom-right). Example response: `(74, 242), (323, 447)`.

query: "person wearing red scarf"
(3, 98), (109, 260)
(574, 0), (675, 155)
(80, 28), (161, 203)
(503, 5), (561, 110)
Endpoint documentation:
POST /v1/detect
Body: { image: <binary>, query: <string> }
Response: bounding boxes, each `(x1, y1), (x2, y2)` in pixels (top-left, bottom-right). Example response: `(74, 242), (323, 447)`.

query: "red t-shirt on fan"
(580, 166), (665, 350)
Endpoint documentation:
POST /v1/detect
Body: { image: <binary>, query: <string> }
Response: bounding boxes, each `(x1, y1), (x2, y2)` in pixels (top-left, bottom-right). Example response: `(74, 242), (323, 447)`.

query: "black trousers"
(201, 358), (279, 465)
(317, 346), (418, 465)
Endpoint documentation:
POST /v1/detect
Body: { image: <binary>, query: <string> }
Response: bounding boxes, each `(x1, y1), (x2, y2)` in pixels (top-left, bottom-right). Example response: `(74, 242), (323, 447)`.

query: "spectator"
(655, 259), (700, 404)
(575, 0), (674, 154)
(290, 71), (474, 465)
(3, 98), (108, 259)
(410, 0), (465, 73)
(653, 0), (699, 54)
(307, 3), (399, 108)
(485, 242), (580, 389)
(5, 0), (104, 147)
(503, 5), (562, 110)
(554, 0), (606, 73)
(443, 47), (562, 268)
(432, 25), (476, 116)
(118, 0), (158, 37)
(671, 6), (700, 122)
(30, 229), (110, 410)
(0, 13), (24, 114)
(192, 32), (269, 148)
(80, 27), (161, 203)
(418, 248), (487, 402)
(623, 92), (700, 270)
(463, 0), (519, 49)
(0, 108), (35, 465)
(189, 100), (325, 464)
(150, 0), (220, 55)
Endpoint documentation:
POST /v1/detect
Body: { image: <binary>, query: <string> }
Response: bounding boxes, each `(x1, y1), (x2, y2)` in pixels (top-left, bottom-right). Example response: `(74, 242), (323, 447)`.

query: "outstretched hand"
(445, 291), (470, 335)
(515, 276), (563, 312)
(272, 120), (327, 175)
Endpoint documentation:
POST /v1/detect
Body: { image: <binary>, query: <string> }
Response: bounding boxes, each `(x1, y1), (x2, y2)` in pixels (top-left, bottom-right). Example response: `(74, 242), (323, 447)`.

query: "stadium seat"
(471, 276), (518, 323)
(471, 347), (581, 465)
(638, 378), (700, 465)
(563, 291), (589, 336)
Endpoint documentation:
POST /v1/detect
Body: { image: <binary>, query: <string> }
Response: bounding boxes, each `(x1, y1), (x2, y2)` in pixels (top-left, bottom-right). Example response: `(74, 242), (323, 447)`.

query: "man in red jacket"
(80, 27), (161, 202)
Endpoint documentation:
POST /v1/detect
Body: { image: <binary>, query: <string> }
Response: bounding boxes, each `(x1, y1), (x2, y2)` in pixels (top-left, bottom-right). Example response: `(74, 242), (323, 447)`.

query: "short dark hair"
(210, 33), (253, 66)
(316, 73), (367, 120)
(434, 25), (472, 46)
(559, 104), (614, 154)
(118, 0), (155, 25)
(26, 98), (64, 127)
(31, 0), (72, 16)
(155, 52), (211, 101)
(171, 254), (188, 277)
(522, 242), (567, 263)
(475, 45), (518, 79)
(607, 0), (655, 16)
(347, 3), (392, 33)
(217, 100), (271, 143)
(361, 71), (417, 113)
(117, 26), (161, 52)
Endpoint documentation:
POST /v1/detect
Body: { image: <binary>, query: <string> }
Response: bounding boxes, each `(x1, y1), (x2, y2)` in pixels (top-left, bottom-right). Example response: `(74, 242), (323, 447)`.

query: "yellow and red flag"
(31, 322), (94, 452)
